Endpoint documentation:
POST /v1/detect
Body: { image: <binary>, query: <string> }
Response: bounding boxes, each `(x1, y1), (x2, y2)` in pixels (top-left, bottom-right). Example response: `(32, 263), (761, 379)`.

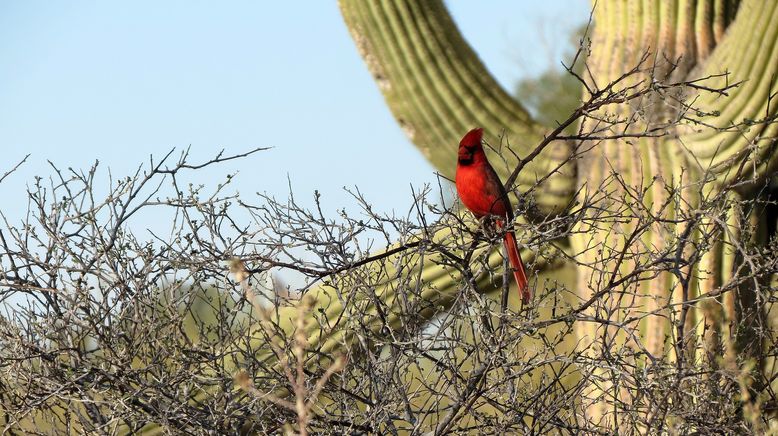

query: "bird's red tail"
(502, 230), (530, 304)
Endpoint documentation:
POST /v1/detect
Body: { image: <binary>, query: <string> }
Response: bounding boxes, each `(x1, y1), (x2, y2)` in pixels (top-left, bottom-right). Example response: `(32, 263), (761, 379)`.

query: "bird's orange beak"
(458, 145), (474, 161)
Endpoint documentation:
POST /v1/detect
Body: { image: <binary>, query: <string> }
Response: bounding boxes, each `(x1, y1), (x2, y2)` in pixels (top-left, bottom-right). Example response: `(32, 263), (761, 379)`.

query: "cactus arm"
(338, 0), (576, 214)
(679, 1), (778, 188)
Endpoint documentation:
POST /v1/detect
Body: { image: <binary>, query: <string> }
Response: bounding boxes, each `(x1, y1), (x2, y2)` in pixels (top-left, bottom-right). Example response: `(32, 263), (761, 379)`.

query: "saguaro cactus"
(337, 0), (778, 429)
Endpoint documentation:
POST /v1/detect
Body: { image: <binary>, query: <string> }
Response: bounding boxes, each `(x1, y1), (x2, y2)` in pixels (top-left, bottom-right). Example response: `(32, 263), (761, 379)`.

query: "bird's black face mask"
(458, 145), (476, 165)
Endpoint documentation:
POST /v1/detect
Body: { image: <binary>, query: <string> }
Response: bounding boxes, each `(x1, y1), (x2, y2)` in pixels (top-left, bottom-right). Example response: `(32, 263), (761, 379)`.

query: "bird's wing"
(482, 163), (514, 221)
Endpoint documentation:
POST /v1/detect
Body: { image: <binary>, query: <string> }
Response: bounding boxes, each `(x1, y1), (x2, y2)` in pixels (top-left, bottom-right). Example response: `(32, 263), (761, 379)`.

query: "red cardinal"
(455, 128), (530, 303)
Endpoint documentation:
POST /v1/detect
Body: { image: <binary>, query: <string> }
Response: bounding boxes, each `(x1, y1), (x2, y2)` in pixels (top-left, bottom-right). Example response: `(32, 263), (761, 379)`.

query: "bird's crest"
(459, 128), (483, 148)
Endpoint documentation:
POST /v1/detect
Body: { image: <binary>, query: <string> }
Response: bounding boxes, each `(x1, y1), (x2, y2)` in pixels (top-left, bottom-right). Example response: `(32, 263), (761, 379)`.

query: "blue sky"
(0, 1), (588, 234)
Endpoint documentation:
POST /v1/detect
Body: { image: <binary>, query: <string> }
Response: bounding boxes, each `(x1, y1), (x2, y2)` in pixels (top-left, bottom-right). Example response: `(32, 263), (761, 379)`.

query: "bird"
(455, 127), (530, 304)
